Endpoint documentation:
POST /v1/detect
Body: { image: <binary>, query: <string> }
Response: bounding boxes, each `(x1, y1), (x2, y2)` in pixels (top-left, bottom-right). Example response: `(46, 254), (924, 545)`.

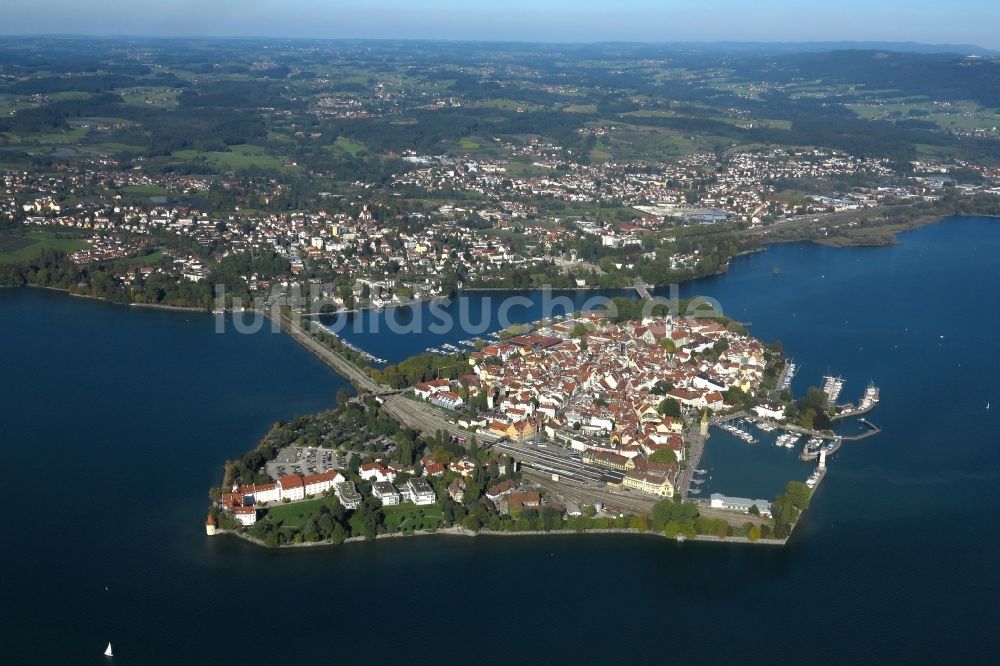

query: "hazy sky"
(4, 0), (999, 49)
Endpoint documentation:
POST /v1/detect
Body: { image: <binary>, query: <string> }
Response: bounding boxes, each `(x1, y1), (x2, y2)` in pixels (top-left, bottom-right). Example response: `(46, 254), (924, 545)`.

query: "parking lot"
(265, 446), (343, 480)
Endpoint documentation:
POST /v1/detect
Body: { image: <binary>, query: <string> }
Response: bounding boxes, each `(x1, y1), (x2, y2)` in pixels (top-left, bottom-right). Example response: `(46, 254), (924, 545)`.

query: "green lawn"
(562, 103), (597, 113)
(472, 98), (542, 112)
(120, 184), (170, 196)
(119, 87), (182, 108)
(11, 126), (89, 145)
(382, 503), (443, 532)
(263, 498), (326, 528)
(120, 250), (167, 265)
(0, 234), (88, 264)
(171, 144), (291, 170)
(332, 137), (366, 156)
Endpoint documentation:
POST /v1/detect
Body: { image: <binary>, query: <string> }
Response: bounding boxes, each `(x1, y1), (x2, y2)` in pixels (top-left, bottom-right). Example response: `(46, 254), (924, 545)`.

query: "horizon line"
(0, 33), (993, 53)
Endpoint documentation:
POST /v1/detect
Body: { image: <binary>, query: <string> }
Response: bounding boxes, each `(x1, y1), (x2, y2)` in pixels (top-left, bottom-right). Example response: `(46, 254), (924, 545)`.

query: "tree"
(724, 386), (754, 409)
(649, 448), (678, 465)
(336, 388), (352, 407)
(329, 522), (347, 545)
(651, 380), (673, 395)
(353, 502), (382, 541)
(441, 497), (455, 526)
(658, 397), (682, 417)
(659, 338), (677, 353)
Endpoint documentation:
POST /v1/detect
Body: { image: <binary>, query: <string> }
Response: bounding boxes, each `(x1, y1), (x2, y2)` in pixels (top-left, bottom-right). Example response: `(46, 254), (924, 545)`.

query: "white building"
(372, 481), (401, 506)
(335, 481), (362, 509)
(303, 469), (344, 496)
(240, 482), (280, 505)
(277, 475), (305, 501)
(709, 493), (772, 518)
(233, 506), (257, 526)
(405, 478), (437, 506)
(359, 462), (395, 484)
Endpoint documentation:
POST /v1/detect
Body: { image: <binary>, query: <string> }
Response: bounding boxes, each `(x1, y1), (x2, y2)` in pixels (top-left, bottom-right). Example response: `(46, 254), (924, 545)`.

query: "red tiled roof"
(278, 474), (304, 489)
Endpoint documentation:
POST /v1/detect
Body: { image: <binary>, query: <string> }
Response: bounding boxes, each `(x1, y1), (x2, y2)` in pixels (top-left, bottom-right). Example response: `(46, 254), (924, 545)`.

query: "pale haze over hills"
(3, 0), (999, 50)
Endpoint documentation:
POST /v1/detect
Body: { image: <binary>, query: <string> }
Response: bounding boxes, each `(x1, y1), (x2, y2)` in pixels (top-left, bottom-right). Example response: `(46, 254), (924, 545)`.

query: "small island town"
(208, 307), (880, 546)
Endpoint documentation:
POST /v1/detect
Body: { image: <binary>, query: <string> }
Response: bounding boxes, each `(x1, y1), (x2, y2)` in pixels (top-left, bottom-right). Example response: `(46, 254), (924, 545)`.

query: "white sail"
(104, 642), (113, 657)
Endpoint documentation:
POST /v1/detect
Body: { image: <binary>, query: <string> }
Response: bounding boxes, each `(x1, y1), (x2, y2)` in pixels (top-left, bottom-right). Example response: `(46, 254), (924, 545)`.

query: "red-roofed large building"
(360, 462), (395, 483)
(232, 505), (258, 526)
(238, 482), (280, 504)
(303, 469), (344, 496)
(277, 474), (306, 501)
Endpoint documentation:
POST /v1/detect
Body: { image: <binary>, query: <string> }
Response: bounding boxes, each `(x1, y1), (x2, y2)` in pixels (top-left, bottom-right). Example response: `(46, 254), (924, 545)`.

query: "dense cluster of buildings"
(4, 143), (997, 311)
(411, 313), (770, 498)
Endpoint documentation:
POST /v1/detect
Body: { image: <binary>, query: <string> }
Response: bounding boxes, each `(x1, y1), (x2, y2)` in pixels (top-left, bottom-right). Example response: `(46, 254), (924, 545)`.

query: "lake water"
(1, 216), (998, 664)
(322, 287), (635, 364)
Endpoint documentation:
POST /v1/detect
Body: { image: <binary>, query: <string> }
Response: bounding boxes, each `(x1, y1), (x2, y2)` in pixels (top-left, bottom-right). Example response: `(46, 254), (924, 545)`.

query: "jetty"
(822, 375), (845, 406)
(847, 418), (882, 440)
(777, 359), (797, 391)
(833, 382), (880, 419)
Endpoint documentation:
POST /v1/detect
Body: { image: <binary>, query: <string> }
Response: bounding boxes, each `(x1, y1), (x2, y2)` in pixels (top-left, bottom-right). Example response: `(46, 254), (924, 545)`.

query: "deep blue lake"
(1, 216), (998, 664)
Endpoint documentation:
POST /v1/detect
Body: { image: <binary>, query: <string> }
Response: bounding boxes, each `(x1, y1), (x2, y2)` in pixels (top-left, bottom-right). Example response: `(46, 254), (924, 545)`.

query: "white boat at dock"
(779, 361), (797, 390)
(775, 432), (800, 448)
(806, 469), (823, 488)
(822, 375), (845, 404)
(716, 419), (758, 444)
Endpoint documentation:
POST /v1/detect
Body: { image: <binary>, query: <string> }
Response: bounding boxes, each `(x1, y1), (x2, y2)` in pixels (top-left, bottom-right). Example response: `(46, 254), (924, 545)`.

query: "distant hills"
(616, 41), (998, 57)
(0, 35), (995, 57)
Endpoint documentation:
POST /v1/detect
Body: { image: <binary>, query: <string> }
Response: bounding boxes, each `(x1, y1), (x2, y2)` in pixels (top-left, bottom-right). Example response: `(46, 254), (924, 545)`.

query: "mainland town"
(5, 146), (1000, 313)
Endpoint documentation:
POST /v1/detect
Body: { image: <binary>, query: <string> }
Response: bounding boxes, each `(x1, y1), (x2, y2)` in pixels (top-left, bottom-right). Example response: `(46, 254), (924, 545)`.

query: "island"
(208, 298), (880, 547)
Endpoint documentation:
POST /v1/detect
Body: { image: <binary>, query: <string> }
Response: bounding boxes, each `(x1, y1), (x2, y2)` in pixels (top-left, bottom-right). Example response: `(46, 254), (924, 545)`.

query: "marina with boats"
(777, 360), (797, 391)
(322, 327), (388, 365)
(690, 376), (881, 500)
(715, 419), (758, 445)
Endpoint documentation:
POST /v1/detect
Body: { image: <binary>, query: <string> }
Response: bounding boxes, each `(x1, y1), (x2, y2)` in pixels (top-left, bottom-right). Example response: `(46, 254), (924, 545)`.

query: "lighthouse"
(818, 448), (827, 470)
(700, 409), (709, 437)
(205, 513), (217, 536)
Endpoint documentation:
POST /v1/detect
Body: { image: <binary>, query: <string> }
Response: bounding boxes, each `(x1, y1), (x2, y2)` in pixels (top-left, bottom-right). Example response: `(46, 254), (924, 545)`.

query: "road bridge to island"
(265, 310), (498, 443)
(634, 280), (653, 300)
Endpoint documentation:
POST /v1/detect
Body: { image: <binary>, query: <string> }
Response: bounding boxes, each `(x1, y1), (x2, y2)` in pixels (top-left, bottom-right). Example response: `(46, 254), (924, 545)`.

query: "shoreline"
(6, 212), (989, 321)
(218, 524), (789, 549)
(128, 301), (205, 312)
(13, 284), (210, 312)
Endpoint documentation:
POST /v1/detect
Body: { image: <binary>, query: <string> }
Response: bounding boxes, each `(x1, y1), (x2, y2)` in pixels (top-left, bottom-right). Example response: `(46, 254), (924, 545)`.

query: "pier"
(845, 419), (882, 440)
(776, 359), (797, 391)
(822, 375), (845, 406)
(832, 382), (881, 420)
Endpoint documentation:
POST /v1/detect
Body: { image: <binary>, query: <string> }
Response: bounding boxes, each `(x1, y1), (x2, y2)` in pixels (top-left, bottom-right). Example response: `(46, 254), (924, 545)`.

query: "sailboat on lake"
(104, 642), (113, 658)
